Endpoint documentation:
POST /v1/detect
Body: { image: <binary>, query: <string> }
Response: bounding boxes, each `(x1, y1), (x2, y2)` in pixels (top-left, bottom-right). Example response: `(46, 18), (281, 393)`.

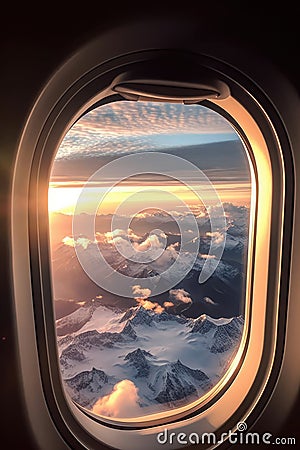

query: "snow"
(79, 305), (124, 334)
(200, 314), (234, 326)
(57, 303), (244, 419)
(56, 306), (95, 336)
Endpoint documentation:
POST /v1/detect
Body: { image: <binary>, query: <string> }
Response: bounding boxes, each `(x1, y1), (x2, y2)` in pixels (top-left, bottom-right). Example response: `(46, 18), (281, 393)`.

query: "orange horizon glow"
(48, 182), (251, 216)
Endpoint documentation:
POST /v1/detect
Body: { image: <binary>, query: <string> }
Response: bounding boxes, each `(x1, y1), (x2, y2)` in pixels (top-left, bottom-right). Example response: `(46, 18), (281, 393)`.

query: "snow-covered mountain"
(189, 314), (244, 353)
(57, 303), (244, 417)
(57, 300), (123, 336)
(65, 367), (116, 408)
(56, 304), (95, 336)
(148, 359), (212, 405)
(124, 348), (153, 378)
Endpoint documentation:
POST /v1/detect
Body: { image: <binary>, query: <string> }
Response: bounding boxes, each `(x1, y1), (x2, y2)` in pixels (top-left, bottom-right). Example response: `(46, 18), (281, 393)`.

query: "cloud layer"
(56, 102), (236, 160)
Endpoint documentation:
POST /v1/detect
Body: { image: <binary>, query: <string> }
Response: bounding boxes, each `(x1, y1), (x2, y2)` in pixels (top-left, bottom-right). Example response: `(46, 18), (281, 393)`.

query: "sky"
(48, 101), (252, 215)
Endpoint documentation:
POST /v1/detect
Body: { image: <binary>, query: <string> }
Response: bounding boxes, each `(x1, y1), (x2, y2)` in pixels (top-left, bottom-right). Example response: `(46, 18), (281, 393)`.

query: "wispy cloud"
(206, 231), (225, 244)
(202, 296), (218, 306)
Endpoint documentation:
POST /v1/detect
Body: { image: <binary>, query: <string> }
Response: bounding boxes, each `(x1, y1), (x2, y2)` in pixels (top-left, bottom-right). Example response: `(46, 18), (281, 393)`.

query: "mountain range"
(57, 302), (244, 417)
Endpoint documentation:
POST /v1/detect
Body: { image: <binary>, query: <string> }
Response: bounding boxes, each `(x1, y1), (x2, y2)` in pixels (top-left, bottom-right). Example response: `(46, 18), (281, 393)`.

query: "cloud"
(134, 212), (148, 219)
(132, 285), (164, 314)
(76, 301), (86, 306)
(206, 231), (225, 245)
(200, 253), (216, 260)
(62, 236), (96, 249)
(155, 242), (179, 267)
(104, 228), (166, 263)
(62, 236), (75, 247)
(96, 228), (181, 274)
(169, 288), (192, 305)
(133, 234), (163, 252)
(167, 288), (193, 313)
(163, 301), (175, 309)
(168, 289), (193, 312)
(142, 302), (164, 314)
(132, 285), (152, 299)
(196, 211), (206, 218)
(105, 228), (140, 243)
(92, 380), (141, 418)
(202, 296), (218, 306)
(56, 102), (235, 160)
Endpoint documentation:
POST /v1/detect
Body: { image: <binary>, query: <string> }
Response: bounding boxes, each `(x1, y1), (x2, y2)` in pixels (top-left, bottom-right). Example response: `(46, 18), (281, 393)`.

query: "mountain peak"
(64, 367), (111, 408)
(120, 305), (187, 328)
(65, 366), (109, 391)
(124, 348), (153, 377)
(190, 314), (217, 334)
(125, 347), (153, 361)
(210, 316), (244, 354)
(153, 310), (187, 324)
(150, 359), (211, 404)
(124, 305), (155, 326)
(121, 321), (137, 340)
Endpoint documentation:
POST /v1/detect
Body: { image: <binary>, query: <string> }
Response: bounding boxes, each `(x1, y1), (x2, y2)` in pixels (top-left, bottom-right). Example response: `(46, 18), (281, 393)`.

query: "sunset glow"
(49, 101), (252, 218)
(48, 182), (251, 215)
(48, 186), (81, 214)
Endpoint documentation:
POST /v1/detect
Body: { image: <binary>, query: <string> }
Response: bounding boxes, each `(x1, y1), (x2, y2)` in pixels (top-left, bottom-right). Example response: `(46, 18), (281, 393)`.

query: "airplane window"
(48, 100), (253, 421)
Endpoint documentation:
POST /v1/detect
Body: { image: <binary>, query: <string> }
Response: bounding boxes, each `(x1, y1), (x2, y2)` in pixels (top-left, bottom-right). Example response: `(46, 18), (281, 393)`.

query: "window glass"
(48, 101), (252, 420)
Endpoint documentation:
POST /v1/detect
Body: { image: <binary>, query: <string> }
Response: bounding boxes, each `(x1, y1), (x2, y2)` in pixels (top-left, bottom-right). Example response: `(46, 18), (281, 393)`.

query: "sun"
(48, 186), (81, 215)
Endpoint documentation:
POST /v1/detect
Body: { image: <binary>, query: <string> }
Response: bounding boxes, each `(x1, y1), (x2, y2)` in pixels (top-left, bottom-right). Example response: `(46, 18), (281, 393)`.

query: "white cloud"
(133, 234), (163, 252)
(105, 228), (140, 243)
(104, 228), (166, 263)
(200, 253), (216, 260)
(92, 380), (142, 418)
(62, 236), (75, 247)
(169, 288), (192, 305)
(62, 235), (96, 249)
